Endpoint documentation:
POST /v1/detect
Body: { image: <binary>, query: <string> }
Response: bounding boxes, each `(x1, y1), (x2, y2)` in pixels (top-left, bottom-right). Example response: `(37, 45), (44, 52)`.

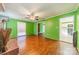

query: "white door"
(17, 22), (26, 36)
(60, 16), (74, 43)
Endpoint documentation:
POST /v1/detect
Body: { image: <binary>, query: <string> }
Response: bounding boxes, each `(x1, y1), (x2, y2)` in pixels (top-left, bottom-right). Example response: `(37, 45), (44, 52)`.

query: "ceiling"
(0, 3), (79, 19)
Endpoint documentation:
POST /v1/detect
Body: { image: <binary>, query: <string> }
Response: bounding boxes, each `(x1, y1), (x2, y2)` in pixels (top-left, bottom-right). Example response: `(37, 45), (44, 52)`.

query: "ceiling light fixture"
(25, 15), (39, 20)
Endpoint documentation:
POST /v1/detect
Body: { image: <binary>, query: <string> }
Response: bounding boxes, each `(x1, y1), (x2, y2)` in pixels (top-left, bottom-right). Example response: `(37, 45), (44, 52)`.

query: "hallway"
(7, 35), (78, 55)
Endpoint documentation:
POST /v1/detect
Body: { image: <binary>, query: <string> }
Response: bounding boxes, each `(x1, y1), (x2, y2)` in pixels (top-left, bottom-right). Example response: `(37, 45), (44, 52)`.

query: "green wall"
(42, 11), (77, 40)
(41, 10), (79, 48)
(77, 15), (79, 48)
(6, 18), (35, 38)
(26, 22), (35, 35)
(6, 18), (17, 38)
(43, 17), (59, 40)
(76, 9), (79, 48)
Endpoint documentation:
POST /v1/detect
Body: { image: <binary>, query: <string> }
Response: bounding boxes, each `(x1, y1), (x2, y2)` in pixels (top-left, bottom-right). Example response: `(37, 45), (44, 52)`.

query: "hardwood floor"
(19, 36), (78, 55)
(16, 35), (78, 55)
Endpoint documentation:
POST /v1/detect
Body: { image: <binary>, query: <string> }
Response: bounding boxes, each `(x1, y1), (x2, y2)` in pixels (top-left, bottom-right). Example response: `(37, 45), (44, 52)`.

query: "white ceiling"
(0, 3), (79, 19)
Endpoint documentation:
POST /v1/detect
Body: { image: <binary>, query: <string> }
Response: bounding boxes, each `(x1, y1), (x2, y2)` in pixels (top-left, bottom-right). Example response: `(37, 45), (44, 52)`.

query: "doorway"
(42, 24), (45, 33)
(17, 22), (26, 37)
(38, 23), (45, 35)
(60, 16), (74, 43)
(38, 23), (40, 34)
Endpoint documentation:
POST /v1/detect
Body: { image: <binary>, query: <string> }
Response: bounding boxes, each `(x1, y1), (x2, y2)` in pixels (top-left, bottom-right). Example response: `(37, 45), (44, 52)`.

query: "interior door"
(17, 22), (26, 36)
(60, 16), (74, 43)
